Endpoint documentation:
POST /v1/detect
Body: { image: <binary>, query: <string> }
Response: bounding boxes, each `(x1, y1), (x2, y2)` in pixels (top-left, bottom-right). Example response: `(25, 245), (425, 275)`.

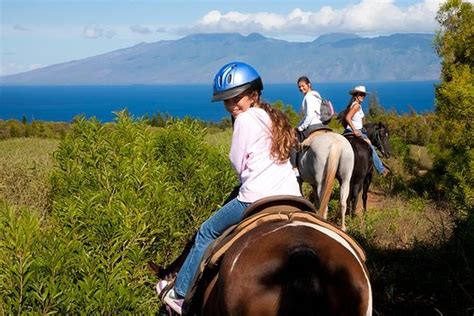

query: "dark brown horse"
(343, 134), (373, 215)
(150, 196), (372, 316)
(340, 122), (391, 215)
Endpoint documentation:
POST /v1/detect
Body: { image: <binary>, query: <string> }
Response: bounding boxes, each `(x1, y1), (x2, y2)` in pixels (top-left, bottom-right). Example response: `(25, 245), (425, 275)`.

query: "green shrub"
(0, 112), (238, 313)
(0, 203), (43, 314)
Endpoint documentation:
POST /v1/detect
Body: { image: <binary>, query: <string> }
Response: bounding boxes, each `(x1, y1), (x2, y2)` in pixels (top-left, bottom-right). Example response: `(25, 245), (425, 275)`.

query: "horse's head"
(373, 122), (391, 158)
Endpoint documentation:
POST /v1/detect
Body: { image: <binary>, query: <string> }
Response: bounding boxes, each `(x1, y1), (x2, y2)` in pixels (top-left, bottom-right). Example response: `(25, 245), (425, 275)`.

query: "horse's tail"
(280, 246), (327, 316)
(318, 141), (340, 215)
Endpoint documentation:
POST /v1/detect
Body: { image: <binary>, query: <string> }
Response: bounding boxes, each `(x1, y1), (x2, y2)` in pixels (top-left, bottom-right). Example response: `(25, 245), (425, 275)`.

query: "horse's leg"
(362, 172), (372, 212)
(351, 182), (363, 216)
(346, 190), (353, 217)
(310, 184), (319, 205)
(339, 178), (351, 231)
(339, 163), (353, 230)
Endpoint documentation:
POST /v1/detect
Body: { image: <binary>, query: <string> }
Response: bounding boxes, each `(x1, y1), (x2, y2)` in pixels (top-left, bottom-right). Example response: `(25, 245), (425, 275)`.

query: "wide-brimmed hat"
(349, 85), (369, 95)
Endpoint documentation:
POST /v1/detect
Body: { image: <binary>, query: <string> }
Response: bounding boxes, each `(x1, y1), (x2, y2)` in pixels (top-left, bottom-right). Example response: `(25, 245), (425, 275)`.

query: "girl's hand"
(354, 129), (361, 137)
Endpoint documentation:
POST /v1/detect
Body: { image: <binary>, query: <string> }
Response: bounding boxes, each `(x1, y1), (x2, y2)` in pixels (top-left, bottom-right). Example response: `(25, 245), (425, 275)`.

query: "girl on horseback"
(342, 85), (388, 176)
(156, 62), (301, 314)
(290, 76), (326, 175)
(295, 76), (325, 140)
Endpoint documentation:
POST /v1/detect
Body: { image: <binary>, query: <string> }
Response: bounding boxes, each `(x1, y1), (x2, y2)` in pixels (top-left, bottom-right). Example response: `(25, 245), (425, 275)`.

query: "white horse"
(298, 130), (355, 230)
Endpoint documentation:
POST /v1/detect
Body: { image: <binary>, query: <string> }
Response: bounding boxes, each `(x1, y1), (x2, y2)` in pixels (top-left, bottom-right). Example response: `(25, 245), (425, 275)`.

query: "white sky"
(0, 0), (457, 76)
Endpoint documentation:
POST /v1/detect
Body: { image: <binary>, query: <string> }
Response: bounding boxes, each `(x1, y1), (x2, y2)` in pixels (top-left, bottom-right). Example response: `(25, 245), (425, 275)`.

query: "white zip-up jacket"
(297, 90), (322, 132)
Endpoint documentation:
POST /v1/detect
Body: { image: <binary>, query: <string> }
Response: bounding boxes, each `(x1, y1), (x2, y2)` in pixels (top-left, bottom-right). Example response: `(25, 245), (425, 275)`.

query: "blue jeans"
(174, 198), (250, 297)
(344, 128), (385, 174)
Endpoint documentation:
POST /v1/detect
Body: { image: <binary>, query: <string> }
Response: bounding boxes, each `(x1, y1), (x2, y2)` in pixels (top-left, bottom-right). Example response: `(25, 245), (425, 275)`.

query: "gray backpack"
(312, 92), (335, 125)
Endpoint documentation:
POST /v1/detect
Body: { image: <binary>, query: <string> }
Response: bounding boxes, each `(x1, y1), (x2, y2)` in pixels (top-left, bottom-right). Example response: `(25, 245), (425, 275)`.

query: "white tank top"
(350, 101), (364, 130)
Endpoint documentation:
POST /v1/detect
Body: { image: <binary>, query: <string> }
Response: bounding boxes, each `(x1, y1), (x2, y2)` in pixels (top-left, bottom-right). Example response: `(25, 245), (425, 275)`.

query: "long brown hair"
(247, 90), (296, 164)
(337, 95), (359, 128)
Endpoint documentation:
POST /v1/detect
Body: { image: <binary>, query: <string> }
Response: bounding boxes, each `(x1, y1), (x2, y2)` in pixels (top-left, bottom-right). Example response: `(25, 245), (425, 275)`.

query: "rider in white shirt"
(344, 85), (388, 176)
(290, 76), (325, 174)
(296, 76), (324, 139)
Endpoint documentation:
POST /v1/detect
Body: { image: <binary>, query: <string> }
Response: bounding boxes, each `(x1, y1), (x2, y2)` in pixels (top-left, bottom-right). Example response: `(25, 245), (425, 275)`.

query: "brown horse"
(151, 196), (372, 316)
(343, 133), (373, 215)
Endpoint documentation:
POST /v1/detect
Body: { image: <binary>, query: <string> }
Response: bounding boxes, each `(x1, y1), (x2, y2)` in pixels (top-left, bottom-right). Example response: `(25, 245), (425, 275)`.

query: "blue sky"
(0, 0), (450, 76)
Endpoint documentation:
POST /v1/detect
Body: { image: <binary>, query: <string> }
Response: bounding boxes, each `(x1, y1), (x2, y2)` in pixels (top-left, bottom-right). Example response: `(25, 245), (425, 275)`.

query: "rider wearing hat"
(343, 85), (388, 175)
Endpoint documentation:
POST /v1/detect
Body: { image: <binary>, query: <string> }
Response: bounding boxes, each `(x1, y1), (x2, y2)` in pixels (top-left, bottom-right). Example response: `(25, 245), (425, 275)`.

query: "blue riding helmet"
(211, 62), (263, 102)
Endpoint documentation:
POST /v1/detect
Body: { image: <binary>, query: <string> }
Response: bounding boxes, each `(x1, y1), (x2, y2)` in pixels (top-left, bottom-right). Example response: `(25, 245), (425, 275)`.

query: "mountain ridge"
(0, 32), (440, 85)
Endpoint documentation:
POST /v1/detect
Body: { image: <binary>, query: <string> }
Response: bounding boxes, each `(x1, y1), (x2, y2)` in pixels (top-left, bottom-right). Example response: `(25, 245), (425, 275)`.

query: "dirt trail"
(366, 190), (386, 209)
(353, 189), (454, 250)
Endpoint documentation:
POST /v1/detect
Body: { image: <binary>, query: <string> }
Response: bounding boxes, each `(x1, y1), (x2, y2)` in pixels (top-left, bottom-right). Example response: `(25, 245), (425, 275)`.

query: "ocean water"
(0, 81), (438, 123)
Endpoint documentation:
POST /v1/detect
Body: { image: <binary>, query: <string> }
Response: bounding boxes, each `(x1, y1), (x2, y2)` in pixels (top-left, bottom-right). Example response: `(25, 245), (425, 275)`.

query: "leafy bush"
(0, 112), (237, 313)
(368, 113), (439, 147)
(0, 203), (44, 314)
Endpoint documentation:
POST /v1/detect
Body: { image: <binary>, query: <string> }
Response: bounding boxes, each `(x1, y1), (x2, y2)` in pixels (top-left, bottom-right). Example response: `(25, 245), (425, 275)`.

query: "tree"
(368, 91), (384, 117)
(434, 0), (474, 121)
(432, 0), (473, 211)
(272, 100), (300, 127)
(432, 5), (474, 309)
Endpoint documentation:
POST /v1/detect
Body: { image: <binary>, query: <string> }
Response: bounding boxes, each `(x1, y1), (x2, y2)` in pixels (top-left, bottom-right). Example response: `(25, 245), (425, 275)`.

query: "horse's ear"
(378, 122), (383, 128)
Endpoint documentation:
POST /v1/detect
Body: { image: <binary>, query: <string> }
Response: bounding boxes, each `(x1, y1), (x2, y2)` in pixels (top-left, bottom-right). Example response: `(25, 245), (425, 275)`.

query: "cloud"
(82, 24), (116, 39)
(183, 0), (445, 37)
(130, 24), (152, 35)
(156, 26), (168, 33)
(13, 24), (31, 32)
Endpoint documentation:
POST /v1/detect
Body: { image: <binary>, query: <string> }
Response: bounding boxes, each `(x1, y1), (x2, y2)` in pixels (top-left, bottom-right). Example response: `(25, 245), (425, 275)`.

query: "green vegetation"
(349, 1), (473, 312)
(0, 138), (58, 218)
(0, 102), (471, 314)
(433, 0), (473, 212)
(0, 1), (472, 313)
(0, 112), (237, 314)
(0, 119), (69, 140)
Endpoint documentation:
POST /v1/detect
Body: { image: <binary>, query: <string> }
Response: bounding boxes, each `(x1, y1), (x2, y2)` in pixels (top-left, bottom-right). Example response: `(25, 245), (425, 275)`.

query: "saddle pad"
(208, 209), (366, 265)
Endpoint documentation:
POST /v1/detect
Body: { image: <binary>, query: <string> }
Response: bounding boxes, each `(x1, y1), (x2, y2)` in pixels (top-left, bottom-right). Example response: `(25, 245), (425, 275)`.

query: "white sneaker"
(156, 280), (184, 314)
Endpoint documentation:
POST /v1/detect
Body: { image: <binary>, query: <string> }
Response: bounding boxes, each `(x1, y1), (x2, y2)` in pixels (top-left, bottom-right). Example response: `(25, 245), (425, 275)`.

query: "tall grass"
(0, 112), (237, 313)
(0, 138), (58, 218)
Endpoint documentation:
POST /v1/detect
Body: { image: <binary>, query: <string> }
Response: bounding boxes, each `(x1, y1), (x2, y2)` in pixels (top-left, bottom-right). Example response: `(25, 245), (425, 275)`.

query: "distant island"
(0, 32), (440, 85)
